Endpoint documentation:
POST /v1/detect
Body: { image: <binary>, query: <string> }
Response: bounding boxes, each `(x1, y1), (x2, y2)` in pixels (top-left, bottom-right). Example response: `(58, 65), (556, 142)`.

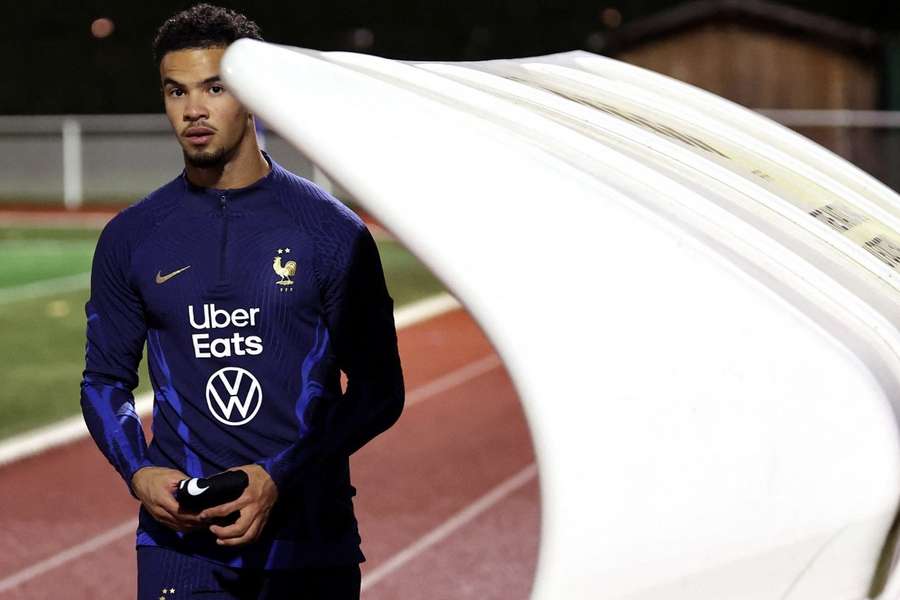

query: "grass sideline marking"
(0, 292), (460, 467)
(0, 272), (91, 305)
(393, 292), (461, 329)
(360, 463), (539, 590)
(0, 338), (507, 591)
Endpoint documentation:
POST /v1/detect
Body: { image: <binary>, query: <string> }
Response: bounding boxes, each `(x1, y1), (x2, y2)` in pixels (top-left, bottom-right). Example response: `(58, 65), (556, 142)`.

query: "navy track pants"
(137, 546), (361, 600)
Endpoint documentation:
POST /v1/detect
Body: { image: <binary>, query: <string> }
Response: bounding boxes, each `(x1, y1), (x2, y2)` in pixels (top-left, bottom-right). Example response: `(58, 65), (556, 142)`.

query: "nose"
(183, 93), (208, 122)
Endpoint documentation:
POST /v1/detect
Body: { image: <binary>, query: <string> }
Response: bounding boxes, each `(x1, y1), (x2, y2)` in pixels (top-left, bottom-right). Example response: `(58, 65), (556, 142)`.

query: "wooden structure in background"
(602, 0), (883, 110)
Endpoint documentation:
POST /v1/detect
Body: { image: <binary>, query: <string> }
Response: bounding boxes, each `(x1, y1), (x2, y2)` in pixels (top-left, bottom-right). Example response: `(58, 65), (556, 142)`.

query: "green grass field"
(0, 226), (444, 440)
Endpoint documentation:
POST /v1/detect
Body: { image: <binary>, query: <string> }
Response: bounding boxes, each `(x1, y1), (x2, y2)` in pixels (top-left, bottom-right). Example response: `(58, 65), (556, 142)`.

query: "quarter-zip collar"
(180, 150), (278, 209)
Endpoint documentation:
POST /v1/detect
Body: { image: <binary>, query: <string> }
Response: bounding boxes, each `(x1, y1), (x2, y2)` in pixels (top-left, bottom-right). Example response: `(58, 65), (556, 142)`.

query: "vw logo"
(205, 367), (263, 426)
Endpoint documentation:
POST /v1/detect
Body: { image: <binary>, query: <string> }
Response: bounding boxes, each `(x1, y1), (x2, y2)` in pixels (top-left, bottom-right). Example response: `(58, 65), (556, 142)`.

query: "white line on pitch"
(360, 463), (539, 591)
(393, 292), (460, 329)
(0, 519), (137, 593)
(0, 292), (462, 467)
(0, 393), (154, 468)
(0, 272), (90, 305)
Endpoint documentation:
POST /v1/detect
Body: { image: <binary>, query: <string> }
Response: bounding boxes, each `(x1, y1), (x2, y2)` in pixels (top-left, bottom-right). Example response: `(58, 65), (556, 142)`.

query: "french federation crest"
(273, 247), (296, 290)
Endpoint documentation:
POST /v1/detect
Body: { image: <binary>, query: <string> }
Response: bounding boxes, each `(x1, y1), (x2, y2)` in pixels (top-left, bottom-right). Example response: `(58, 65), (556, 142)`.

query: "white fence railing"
(0, 114), (335, 207)
(0, 111), (897, 207)
(758, 109), (900, 195)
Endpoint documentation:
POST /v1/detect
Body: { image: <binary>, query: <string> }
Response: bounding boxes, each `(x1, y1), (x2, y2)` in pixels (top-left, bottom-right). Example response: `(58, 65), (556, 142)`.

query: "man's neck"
(184, 134), (270, 190)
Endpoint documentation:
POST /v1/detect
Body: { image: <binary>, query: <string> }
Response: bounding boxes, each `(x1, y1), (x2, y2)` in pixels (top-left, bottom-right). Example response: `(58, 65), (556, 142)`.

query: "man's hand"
(200, 464), (279, 547)
(131, 466), (206, 532)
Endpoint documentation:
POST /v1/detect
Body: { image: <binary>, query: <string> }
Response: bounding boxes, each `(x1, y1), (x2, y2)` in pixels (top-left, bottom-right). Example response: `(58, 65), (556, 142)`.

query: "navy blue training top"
(80, 151), (404, 569)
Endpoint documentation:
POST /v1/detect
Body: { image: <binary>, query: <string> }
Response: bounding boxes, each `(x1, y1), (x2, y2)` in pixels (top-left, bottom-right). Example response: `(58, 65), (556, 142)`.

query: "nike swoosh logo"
(155, 265), (191, 284)
(187, 479), (209, 496)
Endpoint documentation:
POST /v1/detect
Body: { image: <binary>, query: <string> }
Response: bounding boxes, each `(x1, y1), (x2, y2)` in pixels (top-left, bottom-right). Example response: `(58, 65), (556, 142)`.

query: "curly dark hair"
(152, 4), (263, 64)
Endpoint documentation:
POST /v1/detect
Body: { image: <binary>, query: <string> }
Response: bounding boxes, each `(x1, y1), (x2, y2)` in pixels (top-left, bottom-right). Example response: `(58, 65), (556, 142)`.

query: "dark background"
(5, 0), (900, 114)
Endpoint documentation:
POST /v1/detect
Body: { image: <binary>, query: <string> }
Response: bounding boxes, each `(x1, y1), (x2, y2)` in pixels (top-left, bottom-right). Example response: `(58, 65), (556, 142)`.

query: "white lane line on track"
(0, 519), (137, 593)
(0, 322), (507, 590)
(406, 354), (502, 407)
(0, 272), (91, 305)
(360, 463), (539, 591)
(0, 292), (462, 467)
(393, 292), (460, 329)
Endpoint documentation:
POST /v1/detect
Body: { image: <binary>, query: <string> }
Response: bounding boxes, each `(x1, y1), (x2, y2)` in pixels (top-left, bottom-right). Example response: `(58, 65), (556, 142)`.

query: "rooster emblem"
(273, 248), (297, 286)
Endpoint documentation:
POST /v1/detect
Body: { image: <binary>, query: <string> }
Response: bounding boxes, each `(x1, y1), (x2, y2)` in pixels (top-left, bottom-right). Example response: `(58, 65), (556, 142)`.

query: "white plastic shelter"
(222, 40), (900, 599)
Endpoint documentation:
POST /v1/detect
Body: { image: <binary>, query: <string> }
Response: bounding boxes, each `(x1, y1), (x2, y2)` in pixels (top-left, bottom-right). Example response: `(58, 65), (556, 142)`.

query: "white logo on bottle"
(205, 367), (263, 426)
(186, 479), (209, 496)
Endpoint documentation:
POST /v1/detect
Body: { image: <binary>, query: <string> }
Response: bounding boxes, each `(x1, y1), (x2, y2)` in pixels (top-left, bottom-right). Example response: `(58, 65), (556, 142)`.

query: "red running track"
(0, 309), (539, 599)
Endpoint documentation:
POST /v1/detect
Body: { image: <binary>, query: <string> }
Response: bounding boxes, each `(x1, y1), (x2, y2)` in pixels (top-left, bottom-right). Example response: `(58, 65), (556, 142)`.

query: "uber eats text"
(189, 304), (263, 358)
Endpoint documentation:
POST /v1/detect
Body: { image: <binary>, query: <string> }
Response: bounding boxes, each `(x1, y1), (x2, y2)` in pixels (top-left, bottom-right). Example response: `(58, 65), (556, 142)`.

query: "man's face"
(160, 46), (250, 168)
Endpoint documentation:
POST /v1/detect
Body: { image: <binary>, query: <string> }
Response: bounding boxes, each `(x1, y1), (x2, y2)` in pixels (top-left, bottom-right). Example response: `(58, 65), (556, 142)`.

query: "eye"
(209, 85), (225, 95)
(168, 88), (185, 98)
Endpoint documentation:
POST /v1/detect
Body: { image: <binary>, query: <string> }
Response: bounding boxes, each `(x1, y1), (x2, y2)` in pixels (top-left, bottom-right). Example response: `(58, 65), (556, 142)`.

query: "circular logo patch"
(205, 367), (263, 426)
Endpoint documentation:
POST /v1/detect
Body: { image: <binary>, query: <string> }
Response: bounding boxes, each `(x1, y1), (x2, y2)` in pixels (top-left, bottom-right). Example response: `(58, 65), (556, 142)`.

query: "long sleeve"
(80, 216), (153, 499)
(256, 223), (405, 493)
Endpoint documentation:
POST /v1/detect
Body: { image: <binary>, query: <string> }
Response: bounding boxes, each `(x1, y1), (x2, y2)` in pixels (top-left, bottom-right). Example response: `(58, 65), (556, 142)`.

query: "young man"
(79, 5), (404, 599)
